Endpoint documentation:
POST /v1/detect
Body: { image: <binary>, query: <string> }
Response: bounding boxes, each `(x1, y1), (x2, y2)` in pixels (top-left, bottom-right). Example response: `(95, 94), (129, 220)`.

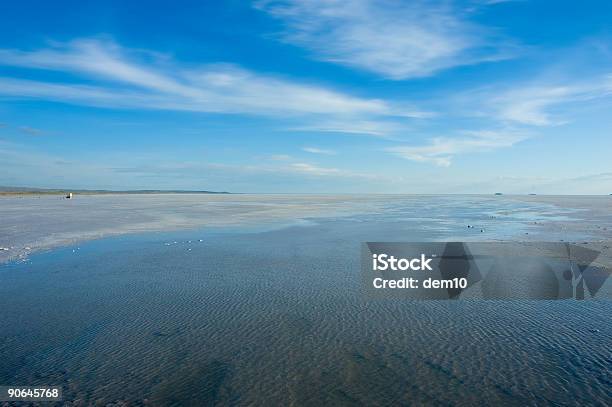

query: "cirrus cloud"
(387, 129), (529, 166)
(0, 38), (428, 137)
(256, 0), (519, 79)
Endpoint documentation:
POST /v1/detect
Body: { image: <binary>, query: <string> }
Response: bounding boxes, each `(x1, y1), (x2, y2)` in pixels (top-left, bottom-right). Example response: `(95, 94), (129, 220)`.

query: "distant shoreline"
(1, 187), (610, 197)
(0, 187), (230, 196)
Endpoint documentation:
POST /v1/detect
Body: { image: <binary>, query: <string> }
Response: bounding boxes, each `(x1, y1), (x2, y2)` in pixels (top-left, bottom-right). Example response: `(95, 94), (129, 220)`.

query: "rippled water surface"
(1, 196), (610, 406)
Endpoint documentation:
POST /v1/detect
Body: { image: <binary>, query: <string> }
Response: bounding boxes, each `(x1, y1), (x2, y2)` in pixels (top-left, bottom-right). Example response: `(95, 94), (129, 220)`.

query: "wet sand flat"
(1, 193), (610, 264)
(0, 194), (392, 263)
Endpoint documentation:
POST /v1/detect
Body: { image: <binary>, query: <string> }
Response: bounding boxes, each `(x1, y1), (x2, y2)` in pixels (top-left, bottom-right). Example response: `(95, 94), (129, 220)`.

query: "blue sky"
(1, 0), (611, 193)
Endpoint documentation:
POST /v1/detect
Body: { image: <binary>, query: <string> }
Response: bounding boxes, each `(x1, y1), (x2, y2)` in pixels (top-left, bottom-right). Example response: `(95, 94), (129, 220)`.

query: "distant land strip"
(0, 186), (230, 195)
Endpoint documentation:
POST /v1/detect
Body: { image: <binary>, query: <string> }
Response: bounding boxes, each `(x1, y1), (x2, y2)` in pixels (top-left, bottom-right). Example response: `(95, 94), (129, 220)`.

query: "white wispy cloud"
(256, 0), (518, 79)
(289, 162), (342, 176)
(288, 162), (380, 179)
(491, 76), (612, 126)
(290, 119), (410, 137)
(19, 126), (44, 135)
(387, 129), (529, 166)
(115, 159), (375, 180)
(0, 38), (424, 133)
(302, 146), (335, 155)
(479, 0), (520, 4)
(268, 154), (293, 161)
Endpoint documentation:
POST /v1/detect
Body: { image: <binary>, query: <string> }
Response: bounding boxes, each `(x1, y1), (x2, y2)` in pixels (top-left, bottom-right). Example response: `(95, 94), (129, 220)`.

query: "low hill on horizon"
(0, 186), (230, 195)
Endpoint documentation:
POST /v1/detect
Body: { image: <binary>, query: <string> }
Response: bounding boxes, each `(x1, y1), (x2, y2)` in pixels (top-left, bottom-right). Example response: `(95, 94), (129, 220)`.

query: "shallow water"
(1, 196), (610, 406)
